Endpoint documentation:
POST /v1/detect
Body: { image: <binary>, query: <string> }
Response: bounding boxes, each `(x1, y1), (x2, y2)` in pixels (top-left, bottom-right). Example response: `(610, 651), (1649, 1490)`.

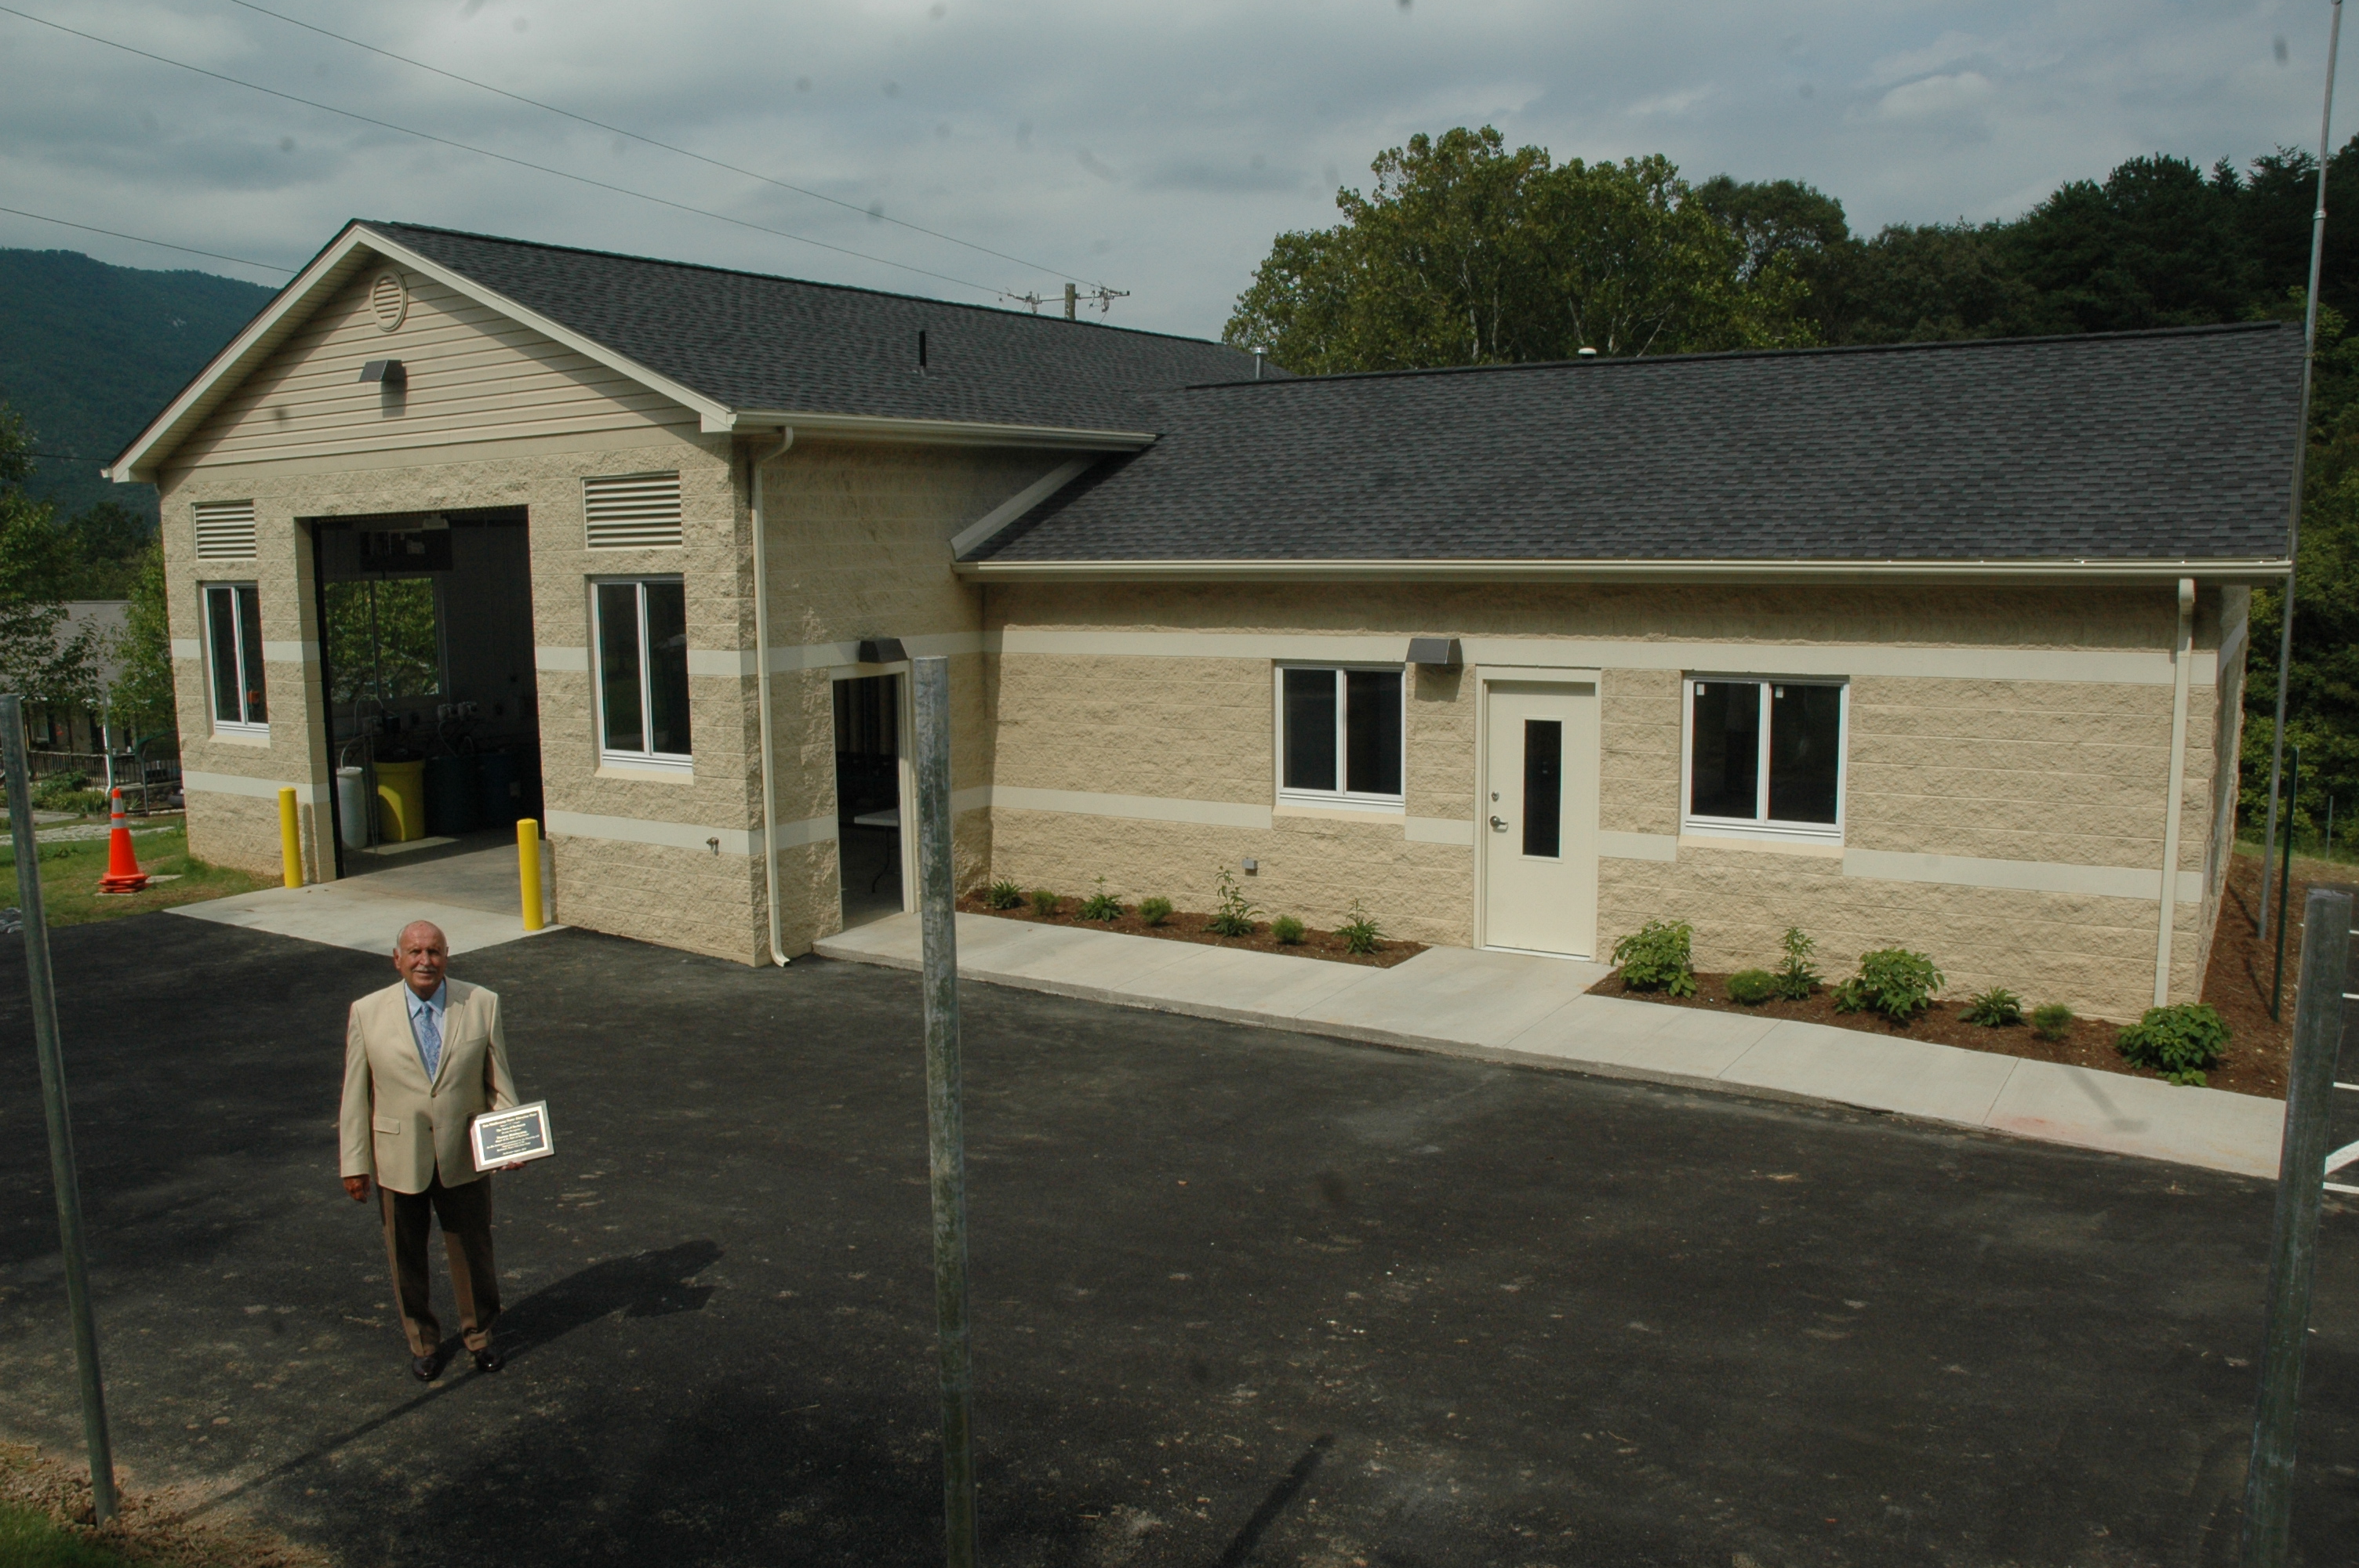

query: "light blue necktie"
(414, 999), (442, 1083)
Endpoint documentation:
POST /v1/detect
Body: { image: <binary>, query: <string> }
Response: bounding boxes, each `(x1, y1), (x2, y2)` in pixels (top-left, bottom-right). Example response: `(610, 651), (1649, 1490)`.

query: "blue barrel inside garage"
(476, 750), (519, 827)
(423, 753), (479, 837)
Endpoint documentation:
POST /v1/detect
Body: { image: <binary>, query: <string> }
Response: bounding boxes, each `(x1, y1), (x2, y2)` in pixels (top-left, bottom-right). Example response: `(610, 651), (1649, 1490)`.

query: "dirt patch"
(1589, 848), (2350, 1100)
(958, 893), (1424, 967)
(1, 1439), (328, 1568)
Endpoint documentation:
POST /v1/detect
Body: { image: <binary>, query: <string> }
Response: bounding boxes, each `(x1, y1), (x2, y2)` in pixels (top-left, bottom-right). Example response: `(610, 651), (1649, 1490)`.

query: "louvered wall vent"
(369, 270), (409, 332)
(193, 499), (259, 560)
(583, 471), (684, 549)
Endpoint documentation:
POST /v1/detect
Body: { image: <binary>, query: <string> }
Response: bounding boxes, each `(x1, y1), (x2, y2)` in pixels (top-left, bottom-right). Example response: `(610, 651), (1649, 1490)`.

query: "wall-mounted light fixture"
(856, 637), (909, 664)
(358, 359), (406, 387)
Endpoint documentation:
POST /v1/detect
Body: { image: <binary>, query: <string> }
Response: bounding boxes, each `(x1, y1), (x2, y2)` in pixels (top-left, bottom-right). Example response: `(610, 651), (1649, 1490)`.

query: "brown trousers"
(380, 1171), (501, 1357)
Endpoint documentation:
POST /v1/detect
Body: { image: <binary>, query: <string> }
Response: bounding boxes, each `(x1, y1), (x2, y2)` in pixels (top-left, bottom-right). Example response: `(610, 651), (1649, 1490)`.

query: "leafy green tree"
(1812, 222), (2036, 345)
(0, 405), (100, 711)
(1998, 154), (2259, 334)
(58, 499), (154, 598)
(1225, 127), (1812, 372)
(109, 541), (175, 736)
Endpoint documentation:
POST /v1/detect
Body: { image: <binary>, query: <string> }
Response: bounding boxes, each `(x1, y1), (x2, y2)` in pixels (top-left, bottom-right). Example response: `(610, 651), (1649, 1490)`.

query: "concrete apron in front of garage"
(818, 913), (2287, 1180)
(168, 838), (562, 957)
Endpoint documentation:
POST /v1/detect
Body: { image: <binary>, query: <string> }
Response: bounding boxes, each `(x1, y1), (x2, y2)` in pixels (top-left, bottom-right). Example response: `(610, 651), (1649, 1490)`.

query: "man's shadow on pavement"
(193, 1240), (724, 1519)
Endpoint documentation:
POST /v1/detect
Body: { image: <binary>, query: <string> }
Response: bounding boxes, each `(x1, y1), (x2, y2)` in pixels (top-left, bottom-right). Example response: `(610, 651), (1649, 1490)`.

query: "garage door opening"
(311, 508), (543, 902)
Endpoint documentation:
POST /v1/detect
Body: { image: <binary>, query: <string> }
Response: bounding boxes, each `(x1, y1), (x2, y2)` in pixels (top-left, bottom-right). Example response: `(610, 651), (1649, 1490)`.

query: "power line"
(0, 5), (1007, 299)
(0, 204), (296, 274)
(217, 0), (1110, 292)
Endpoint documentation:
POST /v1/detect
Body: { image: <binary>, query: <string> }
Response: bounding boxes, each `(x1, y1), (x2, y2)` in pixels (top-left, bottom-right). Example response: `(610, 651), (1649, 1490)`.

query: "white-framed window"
(1682, 677), (1846, 840)
(1277, 664), (1404, 809)
(202, 582), (268, 735)
(593, 577), (692, 770)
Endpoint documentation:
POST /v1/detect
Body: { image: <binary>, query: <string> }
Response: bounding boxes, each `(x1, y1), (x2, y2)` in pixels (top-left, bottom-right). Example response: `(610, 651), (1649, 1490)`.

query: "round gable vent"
(369, 270), (409, 333)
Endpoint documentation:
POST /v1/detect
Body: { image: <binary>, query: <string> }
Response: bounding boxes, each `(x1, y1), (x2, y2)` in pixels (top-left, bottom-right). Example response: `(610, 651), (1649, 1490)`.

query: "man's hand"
(343, 1174), (372, 1203)
(500, 1161), (525, 1174)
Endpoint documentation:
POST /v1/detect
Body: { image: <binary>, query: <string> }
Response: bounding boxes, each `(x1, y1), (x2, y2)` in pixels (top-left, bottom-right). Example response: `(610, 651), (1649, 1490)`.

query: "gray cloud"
(0, 0), (2339, 336)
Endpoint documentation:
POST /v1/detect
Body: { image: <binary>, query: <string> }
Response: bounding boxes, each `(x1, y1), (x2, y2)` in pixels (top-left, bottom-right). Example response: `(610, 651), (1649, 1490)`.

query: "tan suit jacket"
(339, 979), (518, 1194)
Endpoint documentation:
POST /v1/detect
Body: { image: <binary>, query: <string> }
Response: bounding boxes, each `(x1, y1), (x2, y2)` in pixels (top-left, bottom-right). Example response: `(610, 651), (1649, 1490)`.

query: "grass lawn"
(0, 1501), (143, 1567)
(0, 821), (267, 926)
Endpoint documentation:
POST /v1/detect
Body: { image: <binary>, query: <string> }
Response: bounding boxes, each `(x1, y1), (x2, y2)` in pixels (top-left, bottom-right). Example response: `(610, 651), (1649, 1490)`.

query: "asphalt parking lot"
(2, 913), (2357, 1566)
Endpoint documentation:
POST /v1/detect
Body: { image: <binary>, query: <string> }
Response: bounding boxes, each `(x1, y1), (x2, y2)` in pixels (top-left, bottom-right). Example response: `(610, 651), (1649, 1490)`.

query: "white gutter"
(732, 409), (1154, 452)
(2154, 576), (2197, 1006)
(751, 427), (795, 967)
(954, 557), (2292, 586)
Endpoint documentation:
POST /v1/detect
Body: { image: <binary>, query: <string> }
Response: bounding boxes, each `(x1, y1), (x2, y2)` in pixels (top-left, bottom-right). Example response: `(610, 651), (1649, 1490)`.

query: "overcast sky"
(0, 0), (2343, 338)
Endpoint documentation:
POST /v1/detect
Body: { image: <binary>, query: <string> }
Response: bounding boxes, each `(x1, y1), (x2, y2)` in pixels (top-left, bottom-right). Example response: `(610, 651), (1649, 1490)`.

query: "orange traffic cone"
(99, 787), (149, 894)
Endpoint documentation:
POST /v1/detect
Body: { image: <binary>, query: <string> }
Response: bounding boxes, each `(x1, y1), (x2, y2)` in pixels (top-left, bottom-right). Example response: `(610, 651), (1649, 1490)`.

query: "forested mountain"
(0, 249), (274, 530)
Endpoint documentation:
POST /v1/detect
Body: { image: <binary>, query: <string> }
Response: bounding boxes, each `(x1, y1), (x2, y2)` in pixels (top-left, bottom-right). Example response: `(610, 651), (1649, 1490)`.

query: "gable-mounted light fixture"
(1406, 636), (1462, 667)
(358, 358), (406, 386)
(856, 637), (908, 665)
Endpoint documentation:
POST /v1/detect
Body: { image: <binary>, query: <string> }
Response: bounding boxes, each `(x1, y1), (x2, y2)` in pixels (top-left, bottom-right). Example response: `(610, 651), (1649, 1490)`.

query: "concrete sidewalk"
(818, 912), (2288, 1180)
(169, 840), (559, 956)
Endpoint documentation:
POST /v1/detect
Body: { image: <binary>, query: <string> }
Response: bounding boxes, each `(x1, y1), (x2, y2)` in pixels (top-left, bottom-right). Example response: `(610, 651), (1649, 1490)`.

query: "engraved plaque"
(469, 1101), (554, 1172)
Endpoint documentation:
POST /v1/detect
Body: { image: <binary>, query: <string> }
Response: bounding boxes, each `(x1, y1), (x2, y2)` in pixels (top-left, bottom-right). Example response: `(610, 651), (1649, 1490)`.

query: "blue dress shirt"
(405, 982), (448, 1083)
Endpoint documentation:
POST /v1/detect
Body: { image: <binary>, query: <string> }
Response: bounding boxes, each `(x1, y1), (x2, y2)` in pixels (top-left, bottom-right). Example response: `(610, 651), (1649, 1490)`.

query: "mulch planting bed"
(1588, 848), (2344, 1100)
(957, 892), (1426, 967)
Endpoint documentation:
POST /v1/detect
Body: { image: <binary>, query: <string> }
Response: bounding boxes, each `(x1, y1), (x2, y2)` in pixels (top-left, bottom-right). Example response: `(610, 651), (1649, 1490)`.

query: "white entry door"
(1481, 680), (1600, 957)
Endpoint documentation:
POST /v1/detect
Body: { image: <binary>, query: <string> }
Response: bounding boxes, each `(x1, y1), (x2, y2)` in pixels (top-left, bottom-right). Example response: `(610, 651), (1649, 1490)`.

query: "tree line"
(1224, 126), (2359, 846)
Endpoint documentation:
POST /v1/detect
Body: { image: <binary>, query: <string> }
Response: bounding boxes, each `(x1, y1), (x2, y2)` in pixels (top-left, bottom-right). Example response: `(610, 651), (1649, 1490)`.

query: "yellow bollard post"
(517, 817), (544, 931)
(277, 787), (303, 888)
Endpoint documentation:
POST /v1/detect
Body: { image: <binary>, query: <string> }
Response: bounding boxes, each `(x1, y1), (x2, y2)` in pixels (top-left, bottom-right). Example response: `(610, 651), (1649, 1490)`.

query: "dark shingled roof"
(362, 222), (1266, 429)
(967, 323), (2303, 564)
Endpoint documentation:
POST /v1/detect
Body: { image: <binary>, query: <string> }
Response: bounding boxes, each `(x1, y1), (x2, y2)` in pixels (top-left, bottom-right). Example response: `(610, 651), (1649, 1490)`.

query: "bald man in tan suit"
(340, 920), (522, 1381)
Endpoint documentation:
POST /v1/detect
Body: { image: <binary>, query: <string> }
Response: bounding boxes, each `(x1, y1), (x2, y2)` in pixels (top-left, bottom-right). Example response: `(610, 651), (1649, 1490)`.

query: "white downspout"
(751, 426), (794, 966)
(2154, 577), (2196, 1007)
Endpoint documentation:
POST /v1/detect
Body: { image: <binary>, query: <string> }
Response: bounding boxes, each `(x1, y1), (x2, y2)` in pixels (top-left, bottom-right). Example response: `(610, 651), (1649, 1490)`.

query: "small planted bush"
(987, 879), (1023, 910)
(1027, 887), (1060, 918)
(1725, 968), (1778, 1006)
(1079, 877), (1123, 921)
(1612, 919), (1696, 998)
(2031, 1003), (2075, 1042)
(1775, 926), (1821, 1001)
(1138, 896), (1172, 927)
(1833, 948), (1944, 1024)
(1961, 987), (2025, 1028)
(1271, 914), (1306, 945)
(2116, 1004), (2231, 1087)
(1336, 900), (1385, 956)
(1206, 867), (1259, 937)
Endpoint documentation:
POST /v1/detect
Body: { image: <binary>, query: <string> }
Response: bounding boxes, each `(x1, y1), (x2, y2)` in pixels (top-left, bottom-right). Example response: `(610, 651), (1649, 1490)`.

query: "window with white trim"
(1683, 677), (1845, 839)
(594, 578), (691, 769)
(1278, 665), (1404, 808)
(203, 583), (268, 734)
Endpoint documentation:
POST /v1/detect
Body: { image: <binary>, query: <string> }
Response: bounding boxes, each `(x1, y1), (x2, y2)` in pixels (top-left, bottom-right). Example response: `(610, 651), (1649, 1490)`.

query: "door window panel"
(1522, 719), (1562, 858)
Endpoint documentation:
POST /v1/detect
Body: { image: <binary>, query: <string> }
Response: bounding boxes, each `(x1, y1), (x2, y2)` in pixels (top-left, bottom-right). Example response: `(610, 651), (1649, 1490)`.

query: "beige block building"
(110, 223), (2299, 1020)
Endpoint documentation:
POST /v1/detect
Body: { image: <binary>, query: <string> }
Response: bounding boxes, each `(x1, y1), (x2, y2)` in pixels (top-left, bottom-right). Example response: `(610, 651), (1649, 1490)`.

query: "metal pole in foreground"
(1, 695), (118, 1523)
(2275, 747), (2303, 1022)
(2241, 885), (2354, 1566)
(911, 656), (978, 1567)
(2259, 0), (2344, 942)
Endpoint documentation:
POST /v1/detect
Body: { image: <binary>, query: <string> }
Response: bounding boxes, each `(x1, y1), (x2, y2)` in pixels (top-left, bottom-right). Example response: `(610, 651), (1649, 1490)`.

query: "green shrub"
(1961, 987), (2024, 1028)
(1774, 926), (1821, 1000)
(2030, 1003), (2074, 1042)
(1206, 867), (1259, 937)
(31, 772), (99, 814)
(1612, 919), (1696, 997)
(1271, 914), (1305, 945)
(1138, 896), (1172, 927)
(987, 879), (1023, 910)
(1725, 968), (1778, 1006)
(2117, 1004), (2230, 1087)
(1027, 887), (1060, 917)
(1079, 877), (1123, 921)
(1336, 900), (1385, 955)
(1832, 948), (1944, 1023)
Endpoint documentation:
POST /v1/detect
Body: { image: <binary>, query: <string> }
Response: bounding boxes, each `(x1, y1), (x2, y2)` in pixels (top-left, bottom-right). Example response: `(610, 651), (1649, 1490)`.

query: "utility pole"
(2260, 0), (2344, 941)
(2, 695), (118, 1523)
(1063, 282), (1077, 320)
(911, 656), (977, 1567)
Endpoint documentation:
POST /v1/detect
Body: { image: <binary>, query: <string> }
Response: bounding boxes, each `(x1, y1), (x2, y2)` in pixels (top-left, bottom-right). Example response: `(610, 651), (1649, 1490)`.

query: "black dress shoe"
(471, 1348), (504, 1374)
(410, 1351), (444, 1382)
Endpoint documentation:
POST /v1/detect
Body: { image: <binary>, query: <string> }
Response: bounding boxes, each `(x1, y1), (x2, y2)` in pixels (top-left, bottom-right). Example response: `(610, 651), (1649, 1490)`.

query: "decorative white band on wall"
(539, 633), (988, 681)
(181, 770), (330, 805)
(547, 799), (991, 854)
(260, 640), (320, 664)
(1404, 816), (1475, 846)
(1844, 848), (2204, 905)
(990, 785), (1274, 830)
(991, 628), (2200, 688)
(170, 638), (199, 660)
(536, 645), (589, 673)
(1599, 830), (1679, 862)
